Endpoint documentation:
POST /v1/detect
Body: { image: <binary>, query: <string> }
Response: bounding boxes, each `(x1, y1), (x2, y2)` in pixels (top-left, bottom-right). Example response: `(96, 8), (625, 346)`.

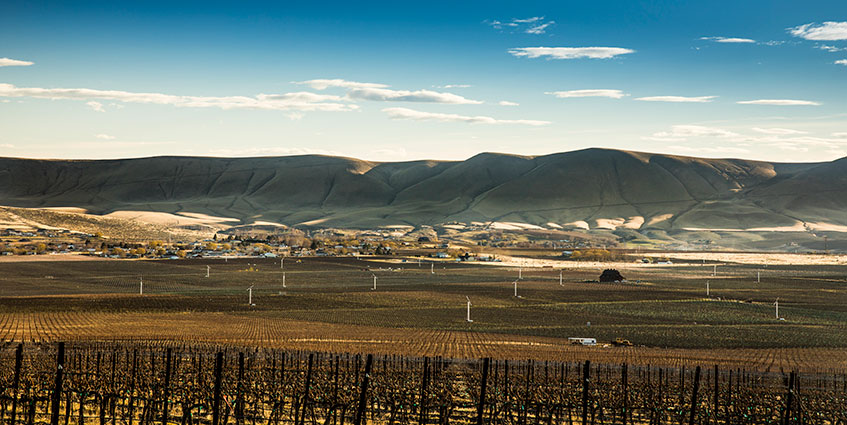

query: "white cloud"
(752, 127), (807, 135)
(95, 134), (115, 140)
(86, 101), (105, 112)
(643, 125), (740, 142)
(498, 100), (519, 106)
(346, 87), (482, 104)
(833, 132), (847, 138)
(508, 47), (635, 60)
(526, 21), (555, 35)
(0, 58), (33, 67)
(789, 22), (847, 41)
(737, 99), (821, 106)
(286, 112), (304, 121)
(294, 79), (388, 90)
(546, 89), (628, 99)
(635, 95), (716, 103)
(836, 59), (847, 66)
(0, 83), (358, 112)
(435, 84), (472, 89)
(816, 44), (847, 52)
(0, 143), (14, 148)
(382, 107), (549, 126)
(700, 36), (756, 43)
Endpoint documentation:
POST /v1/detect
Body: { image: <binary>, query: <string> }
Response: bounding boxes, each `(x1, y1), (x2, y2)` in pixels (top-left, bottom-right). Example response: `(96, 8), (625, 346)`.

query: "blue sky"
(1, 0), (846, 162)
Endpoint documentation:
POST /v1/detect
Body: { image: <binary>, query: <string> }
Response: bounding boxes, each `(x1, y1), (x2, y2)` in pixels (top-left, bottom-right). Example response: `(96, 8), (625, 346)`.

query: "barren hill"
(1, 149), (844, 238)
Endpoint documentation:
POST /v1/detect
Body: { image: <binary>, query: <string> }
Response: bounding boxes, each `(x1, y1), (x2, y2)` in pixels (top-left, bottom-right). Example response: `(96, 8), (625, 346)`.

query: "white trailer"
(568, 337), (597, 346)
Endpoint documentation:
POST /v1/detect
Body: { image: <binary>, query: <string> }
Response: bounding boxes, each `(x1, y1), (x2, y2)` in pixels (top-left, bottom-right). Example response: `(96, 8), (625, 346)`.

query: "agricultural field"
(0, 255), (846, 373)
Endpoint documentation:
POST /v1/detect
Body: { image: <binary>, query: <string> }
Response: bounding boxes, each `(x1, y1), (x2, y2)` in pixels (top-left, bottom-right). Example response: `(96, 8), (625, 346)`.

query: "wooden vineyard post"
(688, 366), (701, 425)
(296, 354), (314, 425)
(476, 358), (490, 425)
(129, 350), (138, 425)
(713, 365), (719, 425)
(162, 348), (172, 425)
(621, 363), (628, 425)
(419, 357), (429, 425)
(11, 343), (23, 425)
(212, 352), (223, 425)
(782, 371), (795, 425)
(236, 352), (245, 425)
(582, 360), (590, 425)
(50, 342), (65, 425)
(354, 354), (373, 425)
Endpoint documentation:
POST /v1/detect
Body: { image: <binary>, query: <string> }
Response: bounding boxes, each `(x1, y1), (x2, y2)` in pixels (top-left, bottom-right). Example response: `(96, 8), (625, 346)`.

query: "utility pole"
(282, 272), (286, 288)
(774, 298), (779, 319)
(431, 263), (434, 275)
(513, 280), (518, 298)
(139, 276), (143, 295)
(706, 280), (710, 297)
(757, 271), (760, 283)
(518, 267), (522, 280)
(372, 274), (377, 291)
(206, 265), (210, 278)
(248, 285), (254, 306)
(466, 296), (472, 322)
(712, 264), (717, 277)
(559, 271), (563, 286)
(281, 257), (284, 269)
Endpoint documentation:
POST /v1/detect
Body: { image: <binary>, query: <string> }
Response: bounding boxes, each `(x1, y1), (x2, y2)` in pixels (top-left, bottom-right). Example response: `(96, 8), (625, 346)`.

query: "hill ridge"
(0, 149), (844, 235)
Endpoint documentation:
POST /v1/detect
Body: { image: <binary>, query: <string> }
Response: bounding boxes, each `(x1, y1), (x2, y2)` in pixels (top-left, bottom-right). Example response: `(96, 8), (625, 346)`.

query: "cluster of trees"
(567, 249), (624, 262)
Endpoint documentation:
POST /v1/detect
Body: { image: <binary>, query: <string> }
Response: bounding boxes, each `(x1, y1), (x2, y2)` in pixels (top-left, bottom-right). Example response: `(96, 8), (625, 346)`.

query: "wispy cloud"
(508, 47), (634, 60)
(487, 17), (555, 34)
(752, 127), (807, 135)
(789, 22), (847, 41)
(434, 84), (472, 89)
(737, 99), (821, 106)
(498, 100), (519, 106)
(86, 101), (105, 112)
(382, 107), (549, 126)
(833, 132), (847, 138)
(0, 58), (33, 67)
(346, 87), (482, 104)
(0, 143), (15, 148)
(295, 80), (482, 104)
(512, 17), (543, 24)
(526, 21), (555, 35)
(646, 124), (847, 154)
(667, 145), (750, 155)
(0, 83), (357, 112)
(643, 125), (740, 142)
(546, 89), (628, 99)
(95, 134), (115, 140)
(294, 79), (388, 90)
(700, 36), (756, 43)
(836, 59), (847, 66)
(635, 95), (716, 103)
(816, 44), (847, 52)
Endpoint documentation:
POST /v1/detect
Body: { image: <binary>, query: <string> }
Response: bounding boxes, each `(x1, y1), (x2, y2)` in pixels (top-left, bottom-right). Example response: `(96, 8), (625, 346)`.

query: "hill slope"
(0, 149), (842, 234)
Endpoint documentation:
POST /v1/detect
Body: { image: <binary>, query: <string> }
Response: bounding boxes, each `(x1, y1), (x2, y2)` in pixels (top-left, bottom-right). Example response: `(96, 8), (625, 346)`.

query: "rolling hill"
(1, 149), (844, 242)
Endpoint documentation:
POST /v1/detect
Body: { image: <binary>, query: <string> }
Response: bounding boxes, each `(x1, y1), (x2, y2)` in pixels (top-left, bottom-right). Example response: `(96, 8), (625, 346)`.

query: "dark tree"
(599, 269), (624, 282)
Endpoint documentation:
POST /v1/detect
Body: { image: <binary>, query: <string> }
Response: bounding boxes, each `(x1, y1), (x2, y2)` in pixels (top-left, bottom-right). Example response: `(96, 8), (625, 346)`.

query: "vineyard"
(0, 256), (846, 372)
(1, 342), (846, 425)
